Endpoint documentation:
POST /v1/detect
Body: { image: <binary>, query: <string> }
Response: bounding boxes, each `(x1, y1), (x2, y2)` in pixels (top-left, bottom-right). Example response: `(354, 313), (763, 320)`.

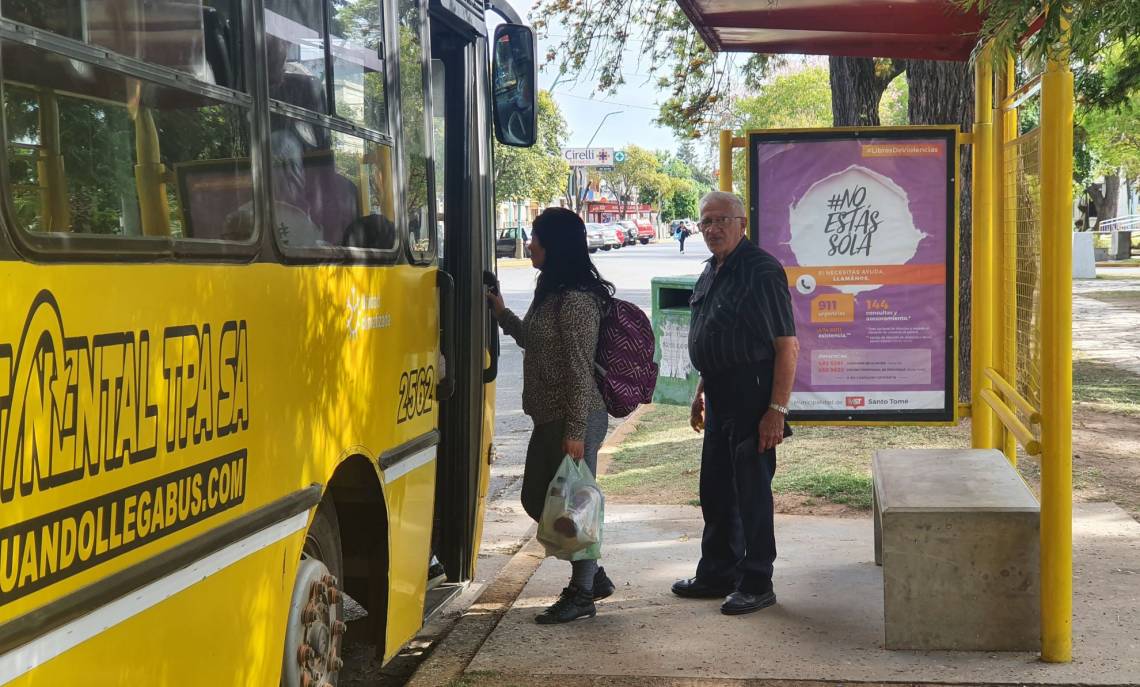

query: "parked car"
(601, 222), (629, 248)
(584, 223), (605, 253)
(587, 222), (621, 251)
(606, 222), (626, 247)
(618, 221), (639, 246)
(632, 218), (655, 244)
(496, 226), (530, 258)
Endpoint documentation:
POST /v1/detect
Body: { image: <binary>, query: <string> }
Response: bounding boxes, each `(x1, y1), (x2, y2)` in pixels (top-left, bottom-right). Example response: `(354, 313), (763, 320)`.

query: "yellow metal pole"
(970, 49), (997, 450)
(1038, 13), (1074, 664)
(997, 54), (1019, 463)
(718, 129), (733, 193)
(133, 107), (172, 236)
(37, 91), (71, 232)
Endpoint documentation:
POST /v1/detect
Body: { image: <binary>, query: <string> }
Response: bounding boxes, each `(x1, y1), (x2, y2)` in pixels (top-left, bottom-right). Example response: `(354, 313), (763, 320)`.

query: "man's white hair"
(699, 191), (746, 217)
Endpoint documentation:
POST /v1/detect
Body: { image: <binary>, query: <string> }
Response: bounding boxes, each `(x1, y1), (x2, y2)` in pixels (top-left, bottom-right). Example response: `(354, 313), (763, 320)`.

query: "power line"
(553, 91), (660, 111)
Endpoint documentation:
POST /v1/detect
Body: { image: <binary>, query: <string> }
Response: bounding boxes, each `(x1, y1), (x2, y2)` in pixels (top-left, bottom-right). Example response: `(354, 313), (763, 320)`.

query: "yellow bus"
(0, 0), (535, 684)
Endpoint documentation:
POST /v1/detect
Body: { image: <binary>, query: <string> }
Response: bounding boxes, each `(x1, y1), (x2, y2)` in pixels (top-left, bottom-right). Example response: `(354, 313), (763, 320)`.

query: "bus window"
(265, 0), (328, 113)
(432, 58), (446, 261)
(330, 0), (388, 133)
(2, 40), (254, 242)
(269, 114), (398, 251)
(397, 0), (434, 261)
(2, 0), (244, 90)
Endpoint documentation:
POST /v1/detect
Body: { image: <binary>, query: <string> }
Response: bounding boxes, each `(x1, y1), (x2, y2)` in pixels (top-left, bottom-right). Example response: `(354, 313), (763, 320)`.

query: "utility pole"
(571, 110), (623, 217)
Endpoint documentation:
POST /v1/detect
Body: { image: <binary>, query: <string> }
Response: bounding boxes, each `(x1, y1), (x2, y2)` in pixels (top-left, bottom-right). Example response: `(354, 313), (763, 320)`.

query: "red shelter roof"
(675, 0), (984, 61)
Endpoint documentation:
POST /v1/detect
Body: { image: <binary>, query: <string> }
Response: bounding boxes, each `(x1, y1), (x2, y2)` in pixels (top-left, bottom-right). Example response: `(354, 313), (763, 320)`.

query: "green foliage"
(1082, 96), (1140, 179)
(880, 76), (910, 127)
(1073, 46), (1140, 187)
(958, 1), (1140, 106)
(729, 65), (832, 192)
(652, 149), (707, 221)
(600, 144), (664, 214)
(530, 0), (778, 139)
(493, 91), (570, 204)
(735, 65), (833, 130)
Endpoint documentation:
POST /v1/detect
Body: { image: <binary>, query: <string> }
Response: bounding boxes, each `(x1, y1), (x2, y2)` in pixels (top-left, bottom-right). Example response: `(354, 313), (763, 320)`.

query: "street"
(488, 234), (710, 502)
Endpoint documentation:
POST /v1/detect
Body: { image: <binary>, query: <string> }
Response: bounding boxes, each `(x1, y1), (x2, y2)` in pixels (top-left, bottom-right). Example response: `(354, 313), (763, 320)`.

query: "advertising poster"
(749, 129), (956, 422)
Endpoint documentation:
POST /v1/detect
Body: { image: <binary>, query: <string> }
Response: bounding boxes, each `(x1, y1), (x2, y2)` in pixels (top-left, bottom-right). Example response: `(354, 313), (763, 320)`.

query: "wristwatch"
(768, 402), (789, 416)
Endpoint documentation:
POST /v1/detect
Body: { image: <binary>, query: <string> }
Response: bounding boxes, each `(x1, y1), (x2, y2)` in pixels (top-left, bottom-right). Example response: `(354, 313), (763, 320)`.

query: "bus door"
(427, 11), (492, 593)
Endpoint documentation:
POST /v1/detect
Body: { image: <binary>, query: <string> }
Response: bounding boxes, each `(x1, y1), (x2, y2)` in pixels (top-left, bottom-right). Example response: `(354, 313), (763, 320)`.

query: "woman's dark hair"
(532, 207), (615, 304)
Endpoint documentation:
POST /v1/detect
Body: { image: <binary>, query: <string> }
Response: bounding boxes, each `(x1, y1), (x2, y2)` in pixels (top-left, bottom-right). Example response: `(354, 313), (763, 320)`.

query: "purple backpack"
(594, 298), (658, 417)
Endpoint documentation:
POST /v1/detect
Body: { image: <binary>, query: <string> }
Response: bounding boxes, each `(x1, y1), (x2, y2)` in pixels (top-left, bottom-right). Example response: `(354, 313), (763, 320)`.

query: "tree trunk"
(1086, 182), (1106, 228)
(906, 59), (974, 403)
(1103, 173), (1120, 221)
(828, 57), (905, 126)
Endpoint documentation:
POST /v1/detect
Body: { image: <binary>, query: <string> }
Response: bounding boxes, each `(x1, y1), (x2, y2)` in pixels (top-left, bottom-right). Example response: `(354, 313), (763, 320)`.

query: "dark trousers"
(695, 364), (784, 594)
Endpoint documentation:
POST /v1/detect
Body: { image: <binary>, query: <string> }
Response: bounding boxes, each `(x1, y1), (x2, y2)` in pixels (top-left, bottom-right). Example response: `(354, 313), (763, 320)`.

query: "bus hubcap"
(283, 559), (345, 687)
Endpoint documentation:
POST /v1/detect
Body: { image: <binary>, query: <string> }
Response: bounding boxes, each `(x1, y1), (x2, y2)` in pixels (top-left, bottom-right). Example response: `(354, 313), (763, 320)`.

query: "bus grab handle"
(437, 269), (457, 402)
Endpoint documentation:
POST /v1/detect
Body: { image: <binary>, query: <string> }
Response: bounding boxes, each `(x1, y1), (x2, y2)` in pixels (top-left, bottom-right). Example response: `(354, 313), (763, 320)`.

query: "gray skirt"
(520, 410), (609, 522)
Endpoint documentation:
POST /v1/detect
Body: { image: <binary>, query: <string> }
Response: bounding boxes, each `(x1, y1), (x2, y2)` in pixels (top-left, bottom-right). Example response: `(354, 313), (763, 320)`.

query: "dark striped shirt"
(688, 238), (796, 376)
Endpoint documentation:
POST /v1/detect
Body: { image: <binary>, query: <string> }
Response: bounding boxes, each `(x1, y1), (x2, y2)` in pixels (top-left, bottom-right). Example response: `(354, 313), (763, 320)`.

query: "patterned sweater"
(499, 289), (607, 441)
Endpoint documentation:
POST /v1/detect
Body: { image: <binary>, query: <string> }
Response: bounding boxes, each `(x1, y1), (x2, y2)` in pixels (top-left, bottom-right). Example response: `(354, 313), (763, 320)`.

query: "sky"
(486, 0), (684, 156)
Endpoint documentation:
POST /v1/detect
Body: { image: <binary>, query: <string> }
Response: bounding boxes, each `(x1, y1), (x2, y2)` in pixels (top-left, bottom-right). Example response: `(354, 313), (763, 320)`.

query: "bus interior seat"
(341, 213), (397, 250)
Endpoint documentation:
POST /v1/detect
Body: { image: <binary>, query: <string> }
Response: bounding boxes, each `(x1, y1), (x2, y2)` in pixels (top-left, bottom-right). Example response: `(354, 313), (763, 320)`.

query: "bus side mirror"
(491, 24), (536, 148)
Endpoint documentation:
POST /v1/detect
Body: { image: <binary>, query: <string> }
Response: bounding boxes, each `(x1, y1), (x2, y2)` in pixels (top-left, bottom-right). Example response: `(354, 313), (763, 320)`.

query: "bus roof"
(674, 0), (984, 62)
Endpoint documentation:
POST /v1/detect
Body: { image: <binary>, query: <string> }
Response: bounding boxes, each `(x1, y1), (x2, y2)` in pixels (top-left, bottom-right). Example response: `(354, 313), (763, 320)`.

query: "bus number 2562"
(397, 366), (435, 423)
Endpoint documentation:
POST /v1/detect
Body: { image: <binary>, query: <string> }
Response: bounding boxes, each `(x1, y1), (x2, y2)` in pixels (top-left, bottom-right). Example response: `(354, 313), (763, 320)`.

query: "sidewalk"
(1073, 268), (1140, 376)
(456, 503), (1140, 685)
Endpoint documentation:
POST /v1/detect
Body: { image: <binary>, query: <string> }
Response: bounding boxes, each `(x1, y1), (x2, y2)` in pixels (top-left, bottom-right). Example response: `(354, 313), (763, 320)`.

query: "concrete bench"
(872, 449), (1040, 651)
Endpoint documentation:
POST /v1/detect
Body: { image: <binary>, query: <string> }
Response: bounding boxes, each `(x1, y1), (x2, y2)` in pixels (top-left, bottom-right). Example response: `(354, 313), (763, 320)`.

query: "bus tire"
(282, 499), (345, 687)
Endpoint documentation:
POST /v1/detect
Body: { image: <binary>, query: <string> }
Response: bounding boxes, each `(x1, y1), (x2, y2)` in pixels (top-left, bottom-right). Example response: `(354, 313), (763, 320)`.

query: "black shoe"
(720, 590), (776, 615)
(535, 586), (597, 624)
(671, 577), (735, 599)
(592, 567), (615, 601)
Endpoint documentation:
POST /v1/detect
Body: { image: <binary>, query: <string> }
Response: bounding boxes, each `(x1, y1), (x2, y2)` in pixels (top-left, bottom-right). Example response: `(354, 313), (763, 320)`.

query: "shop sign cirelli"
(562, 147), (615, 167)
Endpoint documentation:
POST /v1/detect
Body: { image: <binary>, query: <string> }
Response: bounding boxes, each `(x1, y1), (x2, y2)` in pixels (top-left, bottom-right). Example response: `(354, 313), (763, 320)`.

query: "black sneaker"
(535, 586), (596, 624)
(592, 567), (615, 601)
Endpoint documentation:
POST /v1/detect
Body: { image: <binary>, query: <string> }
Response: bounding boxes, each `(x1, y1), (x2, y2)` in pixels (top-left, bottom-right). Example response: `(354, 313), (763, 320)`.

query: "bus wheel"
(282, 501), (344, 687)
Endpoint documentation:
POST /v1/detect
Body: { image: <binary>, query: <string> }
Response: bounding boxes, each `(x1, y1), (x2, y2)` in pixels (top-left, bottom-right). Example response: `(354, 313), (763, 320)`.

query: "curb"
(597, 403), (653, 477)
(496, 258), (532, 270)
(403, 406), (651, 687)
(403, 534), (545, 687)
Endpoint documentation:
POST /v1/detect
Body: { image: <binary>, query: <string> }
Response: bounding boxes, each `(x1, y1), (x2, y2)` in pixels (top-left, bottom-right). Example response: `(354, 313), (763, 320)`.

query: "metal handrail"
(979, 389), (1042, 457)
(984, 368), (1041, 425)
(1097, 215), (1140, 232)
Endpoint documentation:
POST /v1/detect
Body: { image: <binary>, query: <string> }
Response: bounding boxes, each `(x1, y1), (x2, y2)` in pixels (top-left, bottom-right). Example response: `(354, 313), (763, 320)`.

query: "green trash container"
(651, 275), (701, 406)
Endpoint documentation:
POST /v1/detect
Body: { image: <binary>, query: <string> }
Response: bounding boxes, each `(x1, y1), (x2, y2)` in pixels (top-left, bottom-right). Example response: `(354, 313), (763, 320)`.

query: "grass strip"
(600, 405), (969, 510)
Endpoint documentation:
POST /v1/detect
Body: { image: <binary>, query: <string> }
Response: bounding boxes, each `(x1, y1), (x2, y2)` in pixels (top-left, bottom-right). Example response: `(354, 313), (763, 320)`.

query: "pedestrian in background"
(679, 224), (690, 253)
(487, 207), (617, 624)
(672, 191), (799, 615)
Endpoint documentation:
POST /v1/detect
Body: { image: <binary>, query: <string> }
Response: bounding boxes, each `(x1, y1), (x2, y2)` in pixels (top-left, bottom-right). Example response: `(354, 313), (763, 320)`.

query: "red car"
(632, 218), (655, 244)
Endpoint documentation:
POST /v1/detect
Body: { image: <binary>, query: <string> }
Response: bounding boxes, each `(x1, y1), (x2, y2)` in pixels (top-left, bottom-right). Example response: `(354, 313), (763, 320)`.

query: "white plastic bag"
(537, 456), (604, 560)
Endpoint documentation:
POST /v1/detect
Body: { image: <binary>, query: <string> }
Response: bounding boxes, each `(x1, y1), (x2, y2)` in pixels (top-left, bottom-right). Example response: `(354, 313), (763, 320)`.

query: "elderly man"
(672, 191), (799, 615)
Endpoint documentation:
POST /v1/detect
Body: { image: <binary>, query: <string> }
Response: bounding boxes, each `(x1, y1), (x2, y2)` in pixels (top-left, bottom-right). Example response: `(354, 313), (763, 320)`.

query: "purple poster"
(750, 130), (956, 422)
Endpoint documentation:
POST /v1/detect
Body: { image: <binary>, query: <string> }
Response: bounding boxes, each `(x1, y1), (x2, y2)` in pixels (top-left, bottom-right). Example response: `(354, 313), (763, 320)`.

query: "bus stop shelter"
(685, 0), (1076, 664)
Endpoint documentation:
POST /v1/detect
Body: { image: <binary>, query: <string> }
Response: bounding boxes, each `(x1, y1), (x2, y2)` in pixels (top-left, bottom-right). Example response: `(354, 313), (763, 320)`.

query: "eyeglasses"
(698, 216), (744, 228)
